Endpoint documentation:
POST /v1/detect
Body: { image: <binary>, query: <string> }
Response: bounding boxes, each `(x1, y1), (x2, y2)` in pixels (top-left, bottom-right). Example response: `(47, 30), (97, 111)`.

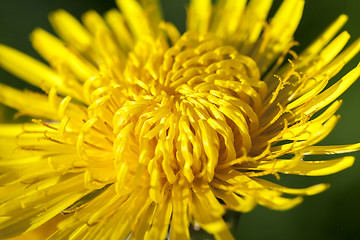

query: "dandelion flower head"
(1, 0), (360, 239)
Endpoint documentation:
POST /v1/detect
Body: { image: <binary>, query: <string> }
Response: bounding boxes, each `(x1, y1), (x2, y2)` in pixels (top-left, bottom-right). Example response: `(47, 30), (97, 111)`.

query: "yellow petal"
(255, 0), (304, 72)
(0, 124), (48, 159)
(320, 38), (360, 80)
(130, 202), (156, 240)
(302, 62), (360, 116)
(140, 0), (163, 33)
(116, 0), (153, 39)
(199, 119), (220, 181)
(297, 14), (348, 69)
(308, 30), (350, 73)
(170, 182), (190, 240)
(145, 197), (172, 240)
(159, 21), (181, 45)
(190, 184), (232, 239)
(236, 0), (273, 53)
(254, 178), (329, 195)
(268, 0), (304, 45)
(82, 10), (126, 76)
(49, 10), (93, 55)
(0, 44), (80, 99)
(271, 115), (339, 156)
(283, 100), (341, 141)
(104, 9), (134, 52)
(0, 84), (58, 119)
(5, 214), (65, 240)
(251, 191), (303, 210)
(285, 74), (329, 110)
(212, 169), (304, 210)
(212, 187), (256, 212)
(211, 0), (246, 38)
(0, 175), (87, 238)
(299, 143), (360, 155)
(187, 0), (212, 34)
(31, 28), (98, 82)
(245, 156), (354, 176)
(82, 10), (110, 35)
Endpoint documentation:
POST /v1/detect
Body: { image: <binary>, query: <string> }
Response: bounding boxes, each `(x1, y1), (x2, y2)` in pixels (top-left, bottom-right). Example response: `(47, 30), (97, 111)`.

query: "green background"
(1, 0), (360, 239)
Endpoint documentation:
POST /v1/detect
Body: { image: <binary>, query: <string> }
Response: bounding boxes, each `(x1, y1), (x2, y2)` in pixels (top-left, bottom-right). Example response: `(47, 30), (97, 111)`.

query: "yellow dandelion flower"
(1, 0), (360, 239)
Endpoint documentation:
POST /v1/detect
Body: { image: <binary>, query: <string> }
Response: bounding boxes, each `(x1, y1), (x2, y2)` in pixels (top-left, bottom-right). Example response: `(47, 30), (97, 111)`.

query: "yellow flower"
(1, 0), (360, 239)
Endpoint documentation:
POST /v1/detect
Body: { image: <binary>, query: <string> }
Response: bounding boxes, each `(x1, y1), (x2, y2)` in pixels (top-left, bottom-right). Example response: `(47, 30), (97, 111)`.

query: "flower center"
(83, 32), (268, 200)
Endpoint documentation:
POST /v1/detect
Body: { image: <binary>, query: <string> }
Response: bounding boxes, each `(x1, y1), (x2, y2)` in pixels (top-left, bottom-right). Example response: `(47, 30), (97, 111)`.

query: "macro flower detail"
(0, 0), (360, 239)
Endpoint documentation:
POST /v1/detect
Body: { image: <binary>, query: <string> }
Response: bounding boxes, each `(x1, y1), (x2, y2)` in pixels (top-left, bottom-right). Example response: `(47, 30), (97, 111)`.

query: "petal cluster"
(0, 0), (360, 239)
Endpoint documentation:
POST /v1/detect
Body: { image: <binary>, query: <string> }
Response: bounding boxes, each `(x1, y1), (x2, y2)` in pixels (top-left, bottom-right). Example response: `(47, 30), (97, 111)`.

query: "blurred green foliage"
(1, 0), (360, 239)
